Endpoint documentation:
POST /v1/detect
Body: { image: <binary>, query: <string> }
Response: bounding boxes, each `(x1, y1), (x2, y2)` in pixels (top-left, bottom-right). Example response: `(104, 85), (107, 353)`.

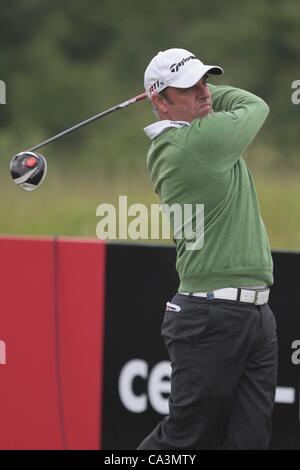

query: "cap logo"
(149, 79), (165, 95)
(169, 55), (197, 73)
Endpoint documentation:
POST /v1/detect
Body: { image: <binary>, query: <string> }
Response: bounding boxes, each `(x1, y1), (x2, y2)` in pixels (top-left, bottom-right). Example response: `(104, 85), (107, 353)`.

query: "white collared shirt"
(144, 120), (190, 140)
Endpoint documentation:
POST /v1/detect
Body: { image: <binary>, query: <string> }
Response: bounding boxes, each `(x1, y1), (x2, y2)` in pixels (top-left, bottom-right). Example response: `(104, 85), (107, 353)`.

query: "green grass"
(1, 159), (299, 252)
(255, 174), (300, 251)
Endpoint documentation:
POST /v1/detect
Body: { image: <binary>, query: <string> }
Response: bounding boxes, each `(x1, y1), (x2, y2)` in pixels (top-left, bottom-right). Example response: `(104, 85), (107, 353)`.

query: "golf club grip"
(27, 92), (147, 153)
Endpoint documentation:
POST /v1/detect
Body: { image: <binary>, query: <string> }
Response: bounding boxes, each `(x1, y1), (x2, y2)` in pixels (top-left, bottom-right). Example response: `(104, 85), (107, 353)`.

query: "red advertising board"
(0, 237), (106, 450)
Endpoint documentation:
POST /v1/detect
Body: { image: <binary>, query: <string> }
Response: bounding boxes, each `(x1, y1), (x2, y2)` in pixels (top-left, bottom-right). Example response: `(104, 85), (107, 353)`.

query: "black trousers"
(137, 293), (278, 450)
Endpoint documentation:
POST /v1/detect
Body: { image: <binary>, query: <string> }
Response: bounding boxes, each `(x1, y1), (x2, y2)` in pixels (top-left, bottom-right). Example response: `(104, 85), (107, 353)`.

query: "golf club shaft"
(27, 92), (147, 152)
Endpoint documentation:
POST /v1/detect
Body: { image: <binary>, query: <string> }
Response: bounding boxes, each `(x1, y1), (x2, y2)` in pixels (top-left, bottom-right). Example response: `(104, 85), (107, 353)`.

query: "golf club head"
(10, 151), (47, 191)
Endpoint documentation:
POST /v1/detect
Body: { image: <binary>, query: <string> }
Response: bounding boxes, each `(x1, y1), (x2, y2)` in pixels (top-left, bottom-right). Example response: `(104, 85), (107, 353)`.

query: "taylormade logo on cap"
(169, 55), (197, 73)
(144, 48), (223, 99)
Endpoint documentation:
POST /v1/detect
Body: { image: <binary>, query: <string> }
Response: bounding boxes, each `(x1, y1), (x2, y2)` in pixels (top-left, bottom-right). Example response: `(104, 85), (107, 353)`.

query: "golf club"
(10, 92), (147, 191)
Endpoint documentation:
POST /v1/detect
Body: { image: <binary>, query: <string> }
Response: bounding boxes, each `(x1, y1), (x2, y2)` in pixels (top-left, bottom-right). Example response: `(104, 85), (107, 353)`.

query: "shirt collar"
(144, 120), (190, 140)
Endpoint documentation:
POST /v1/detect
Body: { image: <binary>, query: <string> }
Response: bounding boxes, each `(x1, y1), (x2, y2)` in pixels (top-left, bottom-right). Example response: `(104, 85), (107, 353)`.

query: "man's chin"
(198, 104), (212, 118)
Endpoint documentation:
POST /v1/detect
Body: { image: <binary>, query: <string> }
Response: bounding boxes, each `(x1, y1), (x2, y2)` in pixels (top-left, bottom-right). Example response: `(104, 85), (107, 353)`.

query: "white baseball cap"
(144, 48), (223, 99)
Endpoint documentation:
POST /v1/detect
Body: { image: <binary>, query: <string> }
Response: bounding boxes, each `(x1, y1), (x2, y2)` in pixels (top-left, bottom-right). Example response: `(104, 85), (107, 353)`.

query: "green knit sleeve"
(182, 84), (270, 173)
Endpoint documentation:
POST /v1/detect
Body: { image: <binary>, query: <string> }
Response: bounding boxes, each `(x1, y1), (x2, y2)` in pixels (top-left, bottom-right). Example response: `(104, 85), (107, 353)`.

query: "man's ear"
(152, 94), (169, 114)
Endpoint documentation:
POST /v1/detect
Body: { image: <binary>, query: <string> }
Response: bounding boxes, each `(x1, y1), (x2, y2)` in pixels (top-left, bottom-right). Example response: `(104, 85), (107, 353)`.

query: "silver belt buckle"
(254, 289), (269, 305)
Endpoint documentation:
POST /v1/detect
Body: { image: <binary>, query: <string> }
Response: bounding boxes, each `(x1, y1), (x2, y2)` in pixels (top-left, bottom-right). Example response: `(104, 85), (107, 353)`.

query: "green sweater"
(145, 84), (273, 292)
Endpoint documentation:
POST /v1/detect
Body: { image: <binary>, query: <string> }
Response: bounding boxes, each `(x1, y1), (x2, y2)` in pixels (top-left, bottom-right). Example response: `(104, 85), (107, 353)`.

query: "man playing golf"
(138, 48), (278, 450)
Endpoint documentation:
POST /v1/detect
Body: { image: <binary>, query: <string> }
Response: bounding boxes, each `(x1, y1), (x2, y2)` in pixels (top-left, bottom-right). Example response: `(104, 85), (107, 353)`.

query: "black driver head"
(10, 151), (47, 191)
